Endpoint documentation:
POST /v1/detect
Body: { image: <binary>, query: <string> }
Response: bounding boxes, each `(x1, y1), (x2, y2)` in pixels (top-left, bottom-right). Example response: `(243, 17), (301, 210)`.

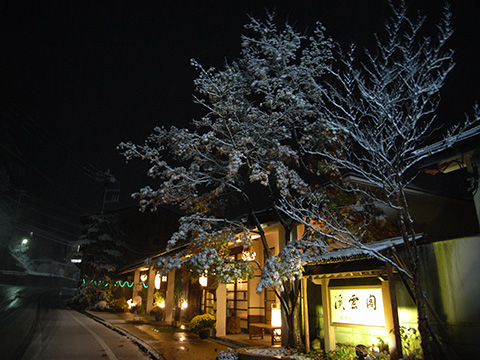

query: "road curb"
(78, 309), (166, 360)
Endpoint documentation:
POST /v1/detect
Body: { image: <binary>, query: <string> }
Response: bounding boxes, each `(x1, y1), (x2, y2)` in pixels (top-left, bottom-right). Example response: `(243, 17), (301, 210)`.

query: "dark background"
(1, 1), (479, 260)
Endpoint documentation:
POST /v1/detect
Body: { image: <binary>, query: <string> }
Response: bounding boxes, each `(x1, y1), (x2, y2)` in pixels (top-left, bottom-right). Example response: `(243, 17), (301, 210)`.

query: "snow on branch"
(278, 194), (413, 279)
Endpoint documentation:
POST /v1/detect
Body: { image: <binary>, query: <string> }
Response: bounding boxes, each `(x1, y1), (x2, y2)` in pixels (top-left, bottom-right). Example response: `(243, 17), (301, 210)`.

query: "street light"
(20, 238), (29, 252)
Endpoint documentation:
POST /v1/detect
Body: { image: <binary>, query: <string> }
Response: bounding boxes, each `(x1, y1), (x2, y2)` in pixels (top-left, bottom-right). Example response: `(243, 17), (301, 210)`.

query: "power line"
(6, 193), (84, 226)
(13, 214), (80, 239)
(13, 221), (73, 246)
(2, 100), (116, 184)
(0, 141), (87, 212)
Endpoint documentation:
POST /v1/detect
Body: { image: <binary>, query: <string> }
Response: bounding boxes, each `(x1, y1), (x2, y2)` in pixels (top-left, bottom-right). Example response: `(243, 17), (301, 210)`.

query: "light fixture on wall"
(140, 272), (148, 282)
(181, 299), (188, 309)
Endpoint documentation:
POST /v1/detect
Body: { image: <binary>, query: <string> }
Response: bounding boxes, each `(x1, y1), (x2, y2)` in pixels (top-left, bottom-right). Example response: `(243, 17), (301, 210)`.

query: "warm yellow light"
(181, 300), (188, 309)
(199, 274), (208, 287)
(330, 287), (385, 327)
(271, 304), (282, 327)
(242, 249), (256, 262)
(161, 275), (168, 282)
(155, 273), (161, 290)
(156, 300), (165, 308)
(127, 299), (137, 309)
(140, 273), (148, 282)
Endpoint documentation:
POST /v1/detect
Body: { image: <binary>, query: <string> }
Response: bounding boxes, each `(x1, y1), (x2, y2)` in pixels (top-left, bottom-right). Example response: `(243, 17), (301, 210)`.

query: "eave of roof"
(303, 236), (410, 266)
(116, 243), (188, 275)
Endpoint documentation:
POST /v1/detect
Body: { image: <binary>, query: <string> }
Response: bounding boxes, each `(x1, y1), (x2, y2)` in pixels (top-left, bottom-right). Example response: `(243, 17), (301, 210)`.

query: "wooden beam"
(164, 270), (176, 324)
(302, 277), (310, 353)
(321, 278), (335, 352)
(310, 270), (386, 284)
(216, 283), (227, 337)
(145, 266), (156, 314)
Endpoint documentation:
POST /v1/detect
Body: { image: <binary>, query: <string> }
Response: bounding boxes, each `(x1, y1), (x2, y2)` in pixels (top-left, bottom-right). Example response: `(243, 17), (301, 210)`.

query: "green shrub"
(110, 297), (128, 312)
(130, 304), (145, 315)
(398, 326), (423, 359)
(150, 306), (165, 320)
(154, 291), (164, 303)
(69, 277), (114, 309)
(189, 313), (216, 333)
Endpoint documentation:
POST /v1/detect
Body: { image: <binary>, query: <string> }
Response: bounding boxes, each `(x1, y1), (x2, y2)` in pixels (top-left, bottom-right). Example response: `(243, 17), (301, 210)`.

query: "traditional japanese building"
(115, 127), (480, 358)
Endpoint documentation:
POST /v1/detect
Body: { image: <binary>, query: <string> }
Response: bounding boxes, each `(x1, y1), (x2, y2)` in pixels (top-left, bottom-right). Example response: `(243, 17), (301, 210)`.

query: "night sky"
(1, 1), (479, 258)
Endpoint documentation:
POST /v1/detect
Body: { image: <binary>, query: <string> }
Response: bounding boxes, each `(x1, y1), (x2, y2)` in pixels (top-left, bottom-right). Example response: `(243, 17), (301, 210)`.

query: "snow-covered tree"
(119, 13), (345, 347)
(281, 2), (479, 358)
(120, 11), (401, 347)
(78, 213), (126, 278)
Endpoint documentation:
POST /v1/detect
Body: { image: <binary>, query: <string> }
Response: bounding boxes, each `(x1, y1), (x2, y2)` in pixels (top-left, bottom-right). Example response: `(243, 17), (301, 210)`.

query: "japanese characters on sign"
(330, 287), (385, 327)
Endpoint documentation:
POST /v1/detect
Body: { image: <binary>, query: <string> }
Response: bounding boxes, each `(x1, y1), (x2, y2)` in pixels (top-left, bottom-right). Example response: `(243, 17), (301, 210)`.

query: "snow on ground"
(245, 347), (310, 359)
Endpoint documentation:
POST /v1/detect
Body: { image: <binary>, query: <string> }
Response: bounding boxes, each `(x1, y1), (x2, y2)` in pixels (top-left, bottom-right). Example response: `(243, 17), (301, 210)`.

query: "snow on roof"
(304, 236), (411, 265)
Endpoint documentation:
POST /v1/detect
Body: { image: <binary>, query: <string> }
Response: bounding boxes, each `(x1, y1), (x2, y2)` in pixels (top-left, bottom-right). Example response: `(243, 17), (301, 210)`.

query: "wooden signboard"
(330, 286), (385, 327)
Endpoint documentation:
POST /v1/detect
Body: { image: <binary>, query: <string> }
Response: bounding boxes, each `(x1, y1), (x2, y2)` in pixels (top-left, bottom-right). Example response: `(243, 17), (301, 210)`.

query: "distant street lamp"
(20, 238), (29, 252)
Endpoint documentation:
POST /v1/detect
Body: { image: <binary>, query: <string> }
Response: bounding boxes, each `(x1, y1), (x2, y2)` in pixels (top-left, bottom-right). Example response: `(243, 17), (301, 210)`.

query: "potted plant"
(150, 306), (165, 321)
(189, 313), (216, 339)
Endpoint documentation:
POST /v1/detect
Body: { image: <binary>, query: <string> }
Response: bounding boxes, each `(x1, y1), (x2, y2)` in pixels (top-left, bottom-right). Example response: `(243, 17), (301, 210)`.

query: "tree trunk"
(415, 282), (434, 360)
(279, 281), (302, 348)
(396, 190), (436, 360)
(282, 300), (302, 348)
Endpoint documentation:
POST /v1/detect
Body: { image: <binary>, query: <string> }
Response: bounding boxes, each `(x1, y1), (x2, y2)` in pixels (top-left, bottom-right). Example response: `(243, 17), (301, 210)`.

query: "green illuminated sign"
(82, 279), (148, 288)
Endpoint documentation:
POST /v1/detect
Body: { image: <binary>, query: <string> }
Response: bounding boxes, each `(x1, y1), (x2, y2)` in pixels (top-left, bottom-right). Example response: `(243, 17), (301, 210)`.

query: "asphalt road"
(0, 285), (150, 360)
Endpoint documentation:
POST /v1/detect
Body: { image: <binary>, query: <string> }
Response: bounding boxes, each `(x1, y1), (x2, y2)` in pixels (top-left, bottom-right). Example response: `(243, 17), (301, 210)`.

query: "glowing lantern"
(181, 299), (188, 309)
(140, 272), (148, 282)
(242, 249), (256, 262)
(199, 274), (208, 287)
(271, 304), (282, 327)
(155, 273), (161, 290)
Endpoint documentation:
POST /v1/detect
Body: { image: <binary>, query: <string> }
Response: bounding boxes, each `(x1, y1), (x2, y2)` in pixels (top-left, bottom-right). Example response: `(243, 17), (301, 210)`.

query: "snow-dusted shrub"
(93, 300), (107, 311)
(69, 277), (114, 309)
(217, 348), (238, 360)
